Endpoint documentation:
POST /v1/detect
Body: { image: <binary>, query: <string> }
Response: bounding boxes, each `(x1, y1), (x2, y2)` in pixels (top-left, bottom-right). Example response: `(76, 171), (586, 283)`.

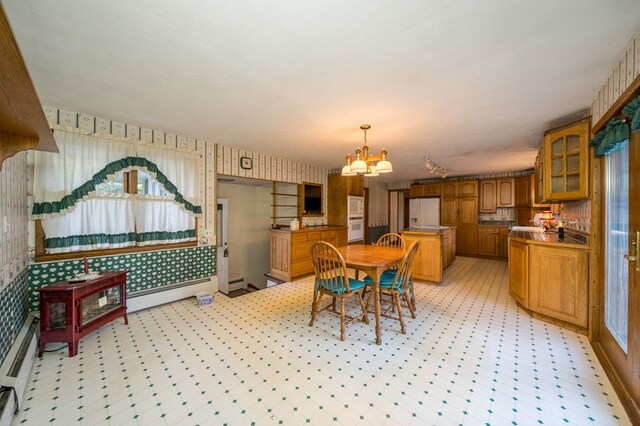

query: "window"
(33, 131), (202, 260)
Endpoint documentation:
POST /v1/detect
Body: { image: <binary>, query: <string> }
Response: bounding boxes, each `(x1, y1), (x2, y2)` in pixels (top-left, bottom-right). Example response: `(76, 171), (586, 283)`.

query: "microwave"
(347, 196), (364, 217)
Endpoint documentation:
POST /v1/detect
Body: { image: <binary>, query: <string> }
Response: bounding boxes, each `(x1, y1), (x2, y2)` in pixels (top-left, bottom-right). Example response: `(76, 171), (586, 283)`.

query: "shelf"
(270, 204), (298, 208)
(271, 192), (298, 197)
(0, 7), (58, 171)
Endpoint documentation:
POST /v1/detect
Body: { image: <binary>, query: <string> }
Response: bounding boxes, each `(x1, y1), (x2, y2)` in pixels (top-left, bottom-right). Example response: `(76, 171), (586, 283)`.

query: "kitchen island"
(400, 226), (456, 283)
(270, 225), (348, 282)
(508, 226), (589, 333)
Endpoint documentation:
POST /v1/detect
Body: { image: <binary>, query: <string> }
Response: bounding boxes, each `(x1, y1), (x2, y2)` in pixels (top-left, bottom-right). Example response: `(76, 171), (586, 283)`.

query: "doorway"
(217, 199), (229, 294)
(597, 133), (639, 420)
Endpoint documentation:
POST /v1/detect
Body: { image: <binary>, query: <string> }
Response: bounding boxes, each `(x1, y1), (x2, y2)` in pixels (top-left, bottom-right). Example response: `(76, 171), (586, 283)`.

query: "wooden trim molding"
(34, 240), (198, 262)
(591, 341), (640, 424)
(592, 75), (640, 134)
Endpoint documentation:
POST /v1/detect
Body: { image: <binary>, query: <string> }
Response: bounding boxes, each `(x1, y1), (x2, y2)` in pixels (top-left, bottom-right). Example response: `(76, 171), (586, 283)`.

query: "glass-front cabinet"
(543, 118), (590, 200)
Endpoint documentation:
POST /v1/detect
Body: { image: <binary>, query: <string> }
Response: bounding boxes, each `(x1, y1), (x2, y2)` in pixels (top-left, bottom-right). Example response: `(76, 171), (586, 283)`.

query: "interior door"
(599, 133), (640, 415)
(216, 199), (229, 293)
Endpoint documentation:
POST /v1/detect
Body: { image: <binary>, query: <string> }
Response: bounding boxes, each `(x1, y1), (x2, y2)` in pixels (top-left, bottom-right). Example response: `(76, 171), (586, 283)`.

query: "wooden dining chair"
(364, 241), (420, 334)
(358, 232), (408, 289)
(309, 242), (369, 341)
(376, 233), (406, 249)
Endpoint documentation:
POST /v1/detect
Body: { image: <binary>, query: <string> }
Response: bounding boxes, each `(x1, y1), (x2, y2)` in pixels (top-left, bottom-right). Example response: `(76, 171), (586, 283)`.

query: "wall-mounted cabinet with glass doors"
(543, 118), (590, 201)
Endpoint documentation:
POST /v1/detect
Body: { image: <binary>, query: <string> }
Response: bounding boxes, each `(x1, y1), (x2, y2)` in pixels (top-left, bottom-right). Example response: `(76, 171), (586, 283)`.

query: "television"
(303, 183), (323, 214)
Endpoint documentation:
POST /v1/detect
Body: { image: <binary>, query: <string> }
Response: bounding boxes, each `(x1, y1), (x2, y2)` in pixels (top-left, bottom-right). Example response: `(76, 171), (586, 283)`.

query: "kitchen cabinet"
(328, 173), (364, 226)
(270, 226), (348, 282)
(479, 180), (496, 213)
(400, 227), (456, 283)
(508, 239), (529, 306)
(478, 226), (500, 257)
(499, 227), (509, 258)
(38, 271), (128, 357)
(508, 231), (589, 332)
(480, 178), (514, 213)
(440, 180), (478, 255)
(534, 146), (546, 204)
(441, 182), (459, 198)
(497, 178), (515, 207)
(543, 118), (590, 201)
(515, 175), (552, 225)
(441, 198), (458, 226)
(409, 183), (441, 198)
(0, 8), (57, 170)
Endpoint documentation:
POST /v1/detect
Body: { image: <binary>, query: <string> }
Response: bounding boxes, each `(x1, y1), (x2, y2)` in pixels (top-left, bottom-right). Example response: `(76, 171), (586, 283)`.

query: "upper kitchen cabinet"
(543, 118), (590, 201)
(480, 178), (514, 213)
(0, 6), (57, 170)
(409, 182), (442, 198)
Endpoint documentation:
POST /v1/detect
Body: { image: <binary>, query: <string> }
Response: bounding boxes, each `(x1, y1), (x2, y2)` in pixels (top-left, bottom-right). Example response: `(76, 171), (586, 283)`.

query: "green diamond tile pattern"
(13, 257), (630, 425)
(28, 246), (215, 311)
(0, 268), (29, 366)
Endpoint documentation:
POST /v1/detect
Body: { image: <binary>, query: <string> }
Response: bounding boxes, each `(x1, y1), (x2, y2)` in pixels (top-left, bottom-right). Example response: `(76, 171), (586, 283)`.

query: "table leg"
(374, 280), (382, 345)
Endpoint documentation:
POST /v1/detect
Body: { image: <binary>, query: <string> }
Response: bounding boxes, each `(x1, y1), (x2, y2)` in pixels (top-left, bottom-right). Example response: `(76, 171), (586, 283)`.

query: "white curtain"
(33, 131), (136, 207)
(41, 197), (136, 254)
(32, 130), (202, 217)
(133, 198), (196, 246)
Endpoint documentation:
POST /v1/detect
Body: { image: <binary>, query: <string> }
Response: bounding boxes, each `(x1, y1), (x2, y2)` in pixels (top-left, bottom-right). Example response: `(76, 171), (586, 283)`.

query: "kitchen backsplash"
(479, 208), (515, 222)
(558, 200), (591, 233)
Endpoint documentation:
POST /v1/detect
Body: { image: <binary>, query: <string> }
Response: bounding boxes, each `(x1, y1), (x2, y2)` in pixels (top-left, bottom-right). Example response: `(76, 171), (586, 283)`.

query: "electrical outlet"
(204, 229), (213, 238)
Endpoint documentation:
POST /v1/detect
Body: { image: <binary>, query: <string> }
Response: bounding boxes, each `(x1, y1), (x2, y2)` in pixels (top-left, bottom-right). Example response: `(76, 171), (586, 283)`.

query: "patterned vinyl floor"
(13, 257), (630, 425)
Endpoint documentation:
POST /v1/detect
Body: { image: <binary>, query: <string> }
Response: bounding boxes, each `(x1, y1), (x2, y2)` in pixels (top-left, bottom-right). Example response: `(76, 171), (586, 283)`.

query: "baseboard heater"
(0, 315), (38, 426)
(126, 277), (216, 313)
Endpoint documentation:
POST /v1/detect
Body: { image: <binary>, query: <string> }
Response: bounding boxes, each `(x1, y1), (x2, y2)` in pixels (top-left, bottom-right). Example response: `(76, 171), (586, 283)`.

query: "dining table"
(336, 244), (406, 345)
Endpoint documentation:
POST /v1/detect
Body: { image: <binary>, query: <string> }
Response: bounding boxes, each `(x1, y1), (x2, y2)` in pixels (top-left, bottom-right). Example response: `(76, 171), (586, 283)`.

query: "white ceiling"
(4, 1), (640, 183)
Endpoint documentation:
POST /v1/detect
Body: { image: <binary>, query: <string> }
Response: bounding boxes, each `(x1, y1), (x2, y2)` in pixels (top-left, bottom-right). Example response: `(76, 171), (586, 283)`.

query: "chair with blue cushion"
(364, 241), (419, 334)
(309, 241), (369, 341)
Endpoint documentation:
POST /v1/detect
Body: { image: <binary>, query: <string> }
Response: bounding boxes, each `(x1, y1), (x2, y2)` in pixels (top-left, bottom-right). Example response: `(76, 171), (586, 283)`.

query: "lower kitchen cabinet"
(270, 226), (348, 282)
(478, 226), (500, 257)
(529, 245), (588, 328)
(508, 239), (529, 306)
(508, 236), (589, 331)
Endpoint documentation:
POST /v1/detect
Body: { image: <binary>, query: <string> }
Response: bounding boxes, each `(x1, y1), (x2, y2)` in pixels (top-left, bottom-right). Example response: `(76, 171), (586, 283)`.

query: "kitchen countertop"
(270, 224), (347, 232)
(478, 220), (515, 226)
(401, 226), (454, 235)
(509, 226), (589, 247)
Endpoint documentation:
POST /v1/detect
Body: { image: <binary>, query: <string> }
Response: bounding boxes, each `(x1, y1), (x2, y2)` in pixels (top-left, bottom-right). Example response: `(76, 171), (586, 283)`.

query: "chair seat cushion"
(363, 269), (397, 286)
(319, 278), (366, 294)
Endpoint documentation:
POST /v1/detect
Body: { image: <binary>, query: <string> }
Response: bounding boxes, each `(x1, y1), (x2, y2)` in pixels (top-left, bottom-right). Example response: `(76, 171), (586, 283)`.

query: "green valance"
(588, 118), (629, 158)
(621, 95), (640, 131)
(45, 232), (136, 249)
(32, 156), (202, 217)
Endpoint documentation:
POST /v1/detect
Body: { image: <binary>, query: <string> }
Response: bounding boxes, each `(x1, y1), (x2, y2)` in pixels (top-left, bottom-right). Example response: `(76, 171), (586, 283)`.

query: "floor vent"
(0, 315), (38, 426)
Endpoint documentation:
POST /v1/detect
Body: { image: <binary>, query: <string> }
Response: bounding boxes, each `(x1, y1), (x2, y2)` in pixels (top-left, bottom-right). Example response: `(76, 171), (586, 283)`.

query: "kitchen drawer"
(292, 233), (308, 244)
(292, 241), (313, 259)
(479, 226), (499, 234)
(292, 258), (313, 277)
(321, 230), (336, 239)
(307, 231), (322, 241)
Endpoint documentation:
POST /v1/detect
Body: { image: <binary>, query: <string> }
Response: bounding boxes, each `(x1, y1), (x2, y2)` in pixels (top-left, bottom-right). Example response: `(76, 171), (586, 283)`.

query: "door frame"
(590, 125), (640, 423)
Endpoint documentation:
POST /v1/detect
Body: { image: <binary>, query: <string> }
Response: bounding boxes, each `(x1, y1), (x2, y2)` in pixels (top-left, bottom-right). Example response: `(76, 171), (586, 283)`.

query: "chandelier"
(341, 125), (392, 177)
(424, 156), (447, 178)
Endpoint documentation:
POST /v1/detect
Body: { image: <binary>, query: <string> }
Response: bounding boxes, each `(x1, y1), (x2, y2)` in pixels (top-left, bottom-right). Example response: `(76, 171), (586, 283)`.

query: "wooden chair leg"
(404, 289), (416, 319)
(395, 293), (406, 334)
(364, 285), (373, 313)
(340, 297), (346, 341)
(309, 291), (322, 326)
(358, 291), (369, 324)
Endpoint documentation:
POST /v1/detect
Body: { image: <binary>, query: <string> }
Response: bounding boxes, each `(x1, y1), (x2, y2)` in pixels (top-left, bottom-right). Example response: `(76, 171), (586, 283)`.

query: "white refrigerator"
(409, 198), (440, 228)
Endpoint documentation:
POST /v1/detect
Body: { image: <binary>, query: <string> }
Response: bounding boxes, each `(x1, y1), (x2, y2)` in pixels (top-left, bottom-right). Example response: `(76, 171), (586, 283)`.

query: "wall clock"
(240, 156), (252, 170)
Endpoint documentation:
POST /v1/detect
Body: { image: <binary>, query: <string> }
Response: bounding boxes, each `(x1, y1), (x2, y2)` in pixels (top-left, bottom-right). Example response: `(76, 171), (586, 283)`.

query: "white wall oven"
(347, 196), (364, 242)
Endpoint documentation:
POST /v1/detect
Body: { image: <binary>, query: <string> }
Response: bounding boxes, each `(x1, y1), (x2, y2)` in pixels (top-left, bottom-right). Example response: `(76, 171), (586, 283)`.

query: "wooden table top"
(337, 245), (405, 269)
